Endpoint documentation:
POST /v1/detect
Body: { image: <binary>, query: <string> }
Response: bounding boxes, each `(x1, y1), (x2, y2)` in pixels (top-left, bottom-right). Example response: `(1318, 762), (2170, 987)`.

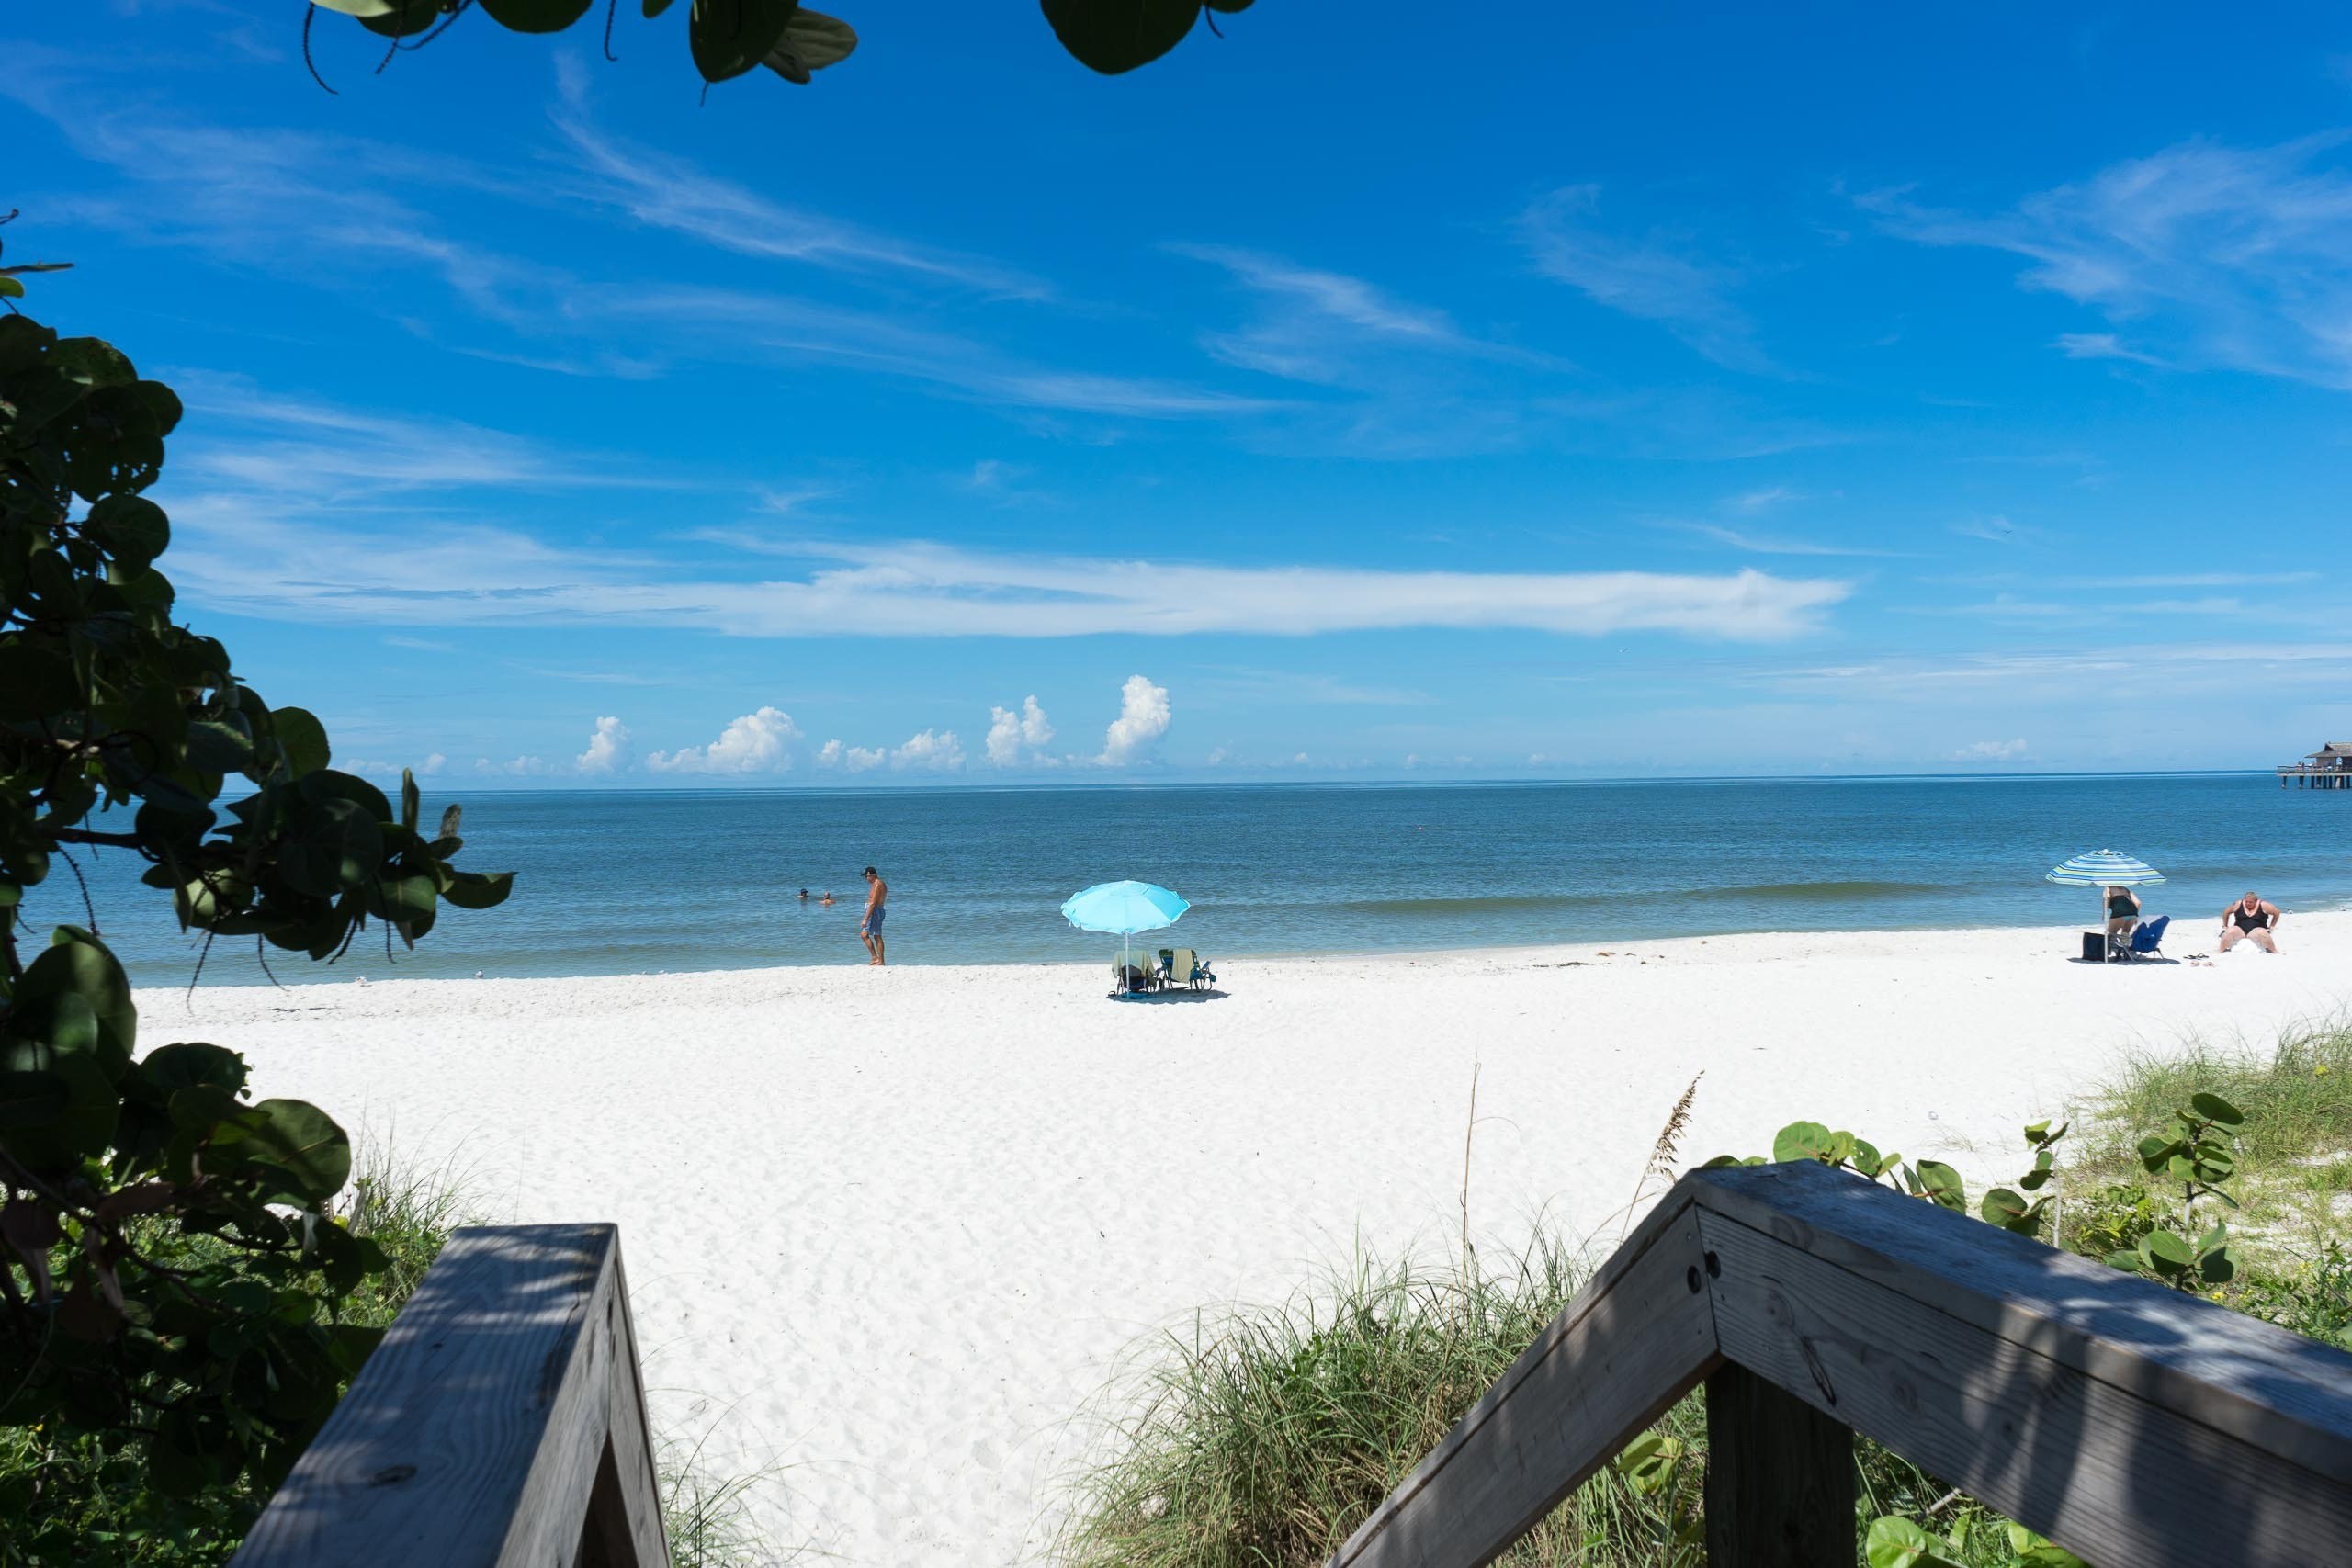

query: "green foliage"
(1708, 1117), (2064, 1236)
(2238, 1240), (2352, 1348)
(1, 305), (512, 1544)
(1860, 1515), (2085, 1568)
(2071, 1017), (2352, 1243)
(0, 1141), (456, 1566)
(316, 0), (1254, 86)
(2104, 1092), (2242, 1290)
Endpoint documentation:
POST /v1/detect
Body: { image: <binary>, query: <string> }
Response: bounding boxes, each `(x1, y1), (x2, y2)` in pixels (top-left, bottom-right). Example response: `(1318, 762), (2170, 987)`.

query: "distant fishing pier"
(2279, 742), (2352, 788)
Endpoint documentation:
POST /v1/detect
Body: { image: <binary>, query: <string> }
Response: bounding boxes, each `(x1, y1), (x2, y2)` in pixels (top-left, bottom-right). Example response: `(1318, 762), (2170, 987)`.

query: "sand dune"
(159, 916), (2352, 1564)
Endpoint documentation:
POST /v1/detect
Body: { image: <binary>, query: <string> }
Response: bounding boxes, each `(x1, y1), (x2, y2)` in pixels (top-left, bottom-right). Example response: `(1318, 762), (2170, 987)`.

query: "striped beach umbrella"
(2047, 850), (2165, 954)
(2045, 849), (2166, 887)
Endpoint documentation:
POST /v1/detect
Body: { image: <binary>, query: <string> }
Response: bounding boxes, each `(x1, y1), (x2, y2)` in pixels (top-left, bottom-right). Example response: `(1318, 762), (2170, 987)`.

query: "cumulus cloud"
(476, 755), (551, 775)
(575, 716), (631, 773)
(891, 729), (965, 771)
(646, 706), (800, 773)
(1953, 739), (2029, 761)
(1100, 675), (1172, 766)
(420, 752), (447, 775)
(985, 694), (1055, 765)
(817, 739), (887, 772)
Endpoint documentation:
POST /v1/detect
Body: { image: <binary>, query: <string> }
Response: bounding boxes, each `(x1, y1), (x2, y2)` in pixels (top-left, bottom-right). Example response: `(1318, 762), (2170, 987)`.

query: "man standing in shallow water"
(860, 865), (888, 966)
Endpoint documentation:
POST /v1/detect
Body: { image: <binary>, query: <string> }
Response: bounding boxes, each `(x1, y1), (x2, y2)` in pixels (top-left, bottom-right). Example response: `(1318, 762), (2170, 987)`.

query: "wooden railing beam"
(1695, 1178), (2352, 1568)
(1329, 1160), (2352, 1568)
(232, 1224), (670, 1568)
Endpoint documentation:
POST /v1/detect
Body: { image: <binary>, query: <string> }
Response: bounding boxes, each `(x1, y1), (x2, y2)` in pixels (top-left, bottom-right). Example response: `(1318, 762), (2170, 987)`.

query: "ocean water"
(27, 774), (2352, 986)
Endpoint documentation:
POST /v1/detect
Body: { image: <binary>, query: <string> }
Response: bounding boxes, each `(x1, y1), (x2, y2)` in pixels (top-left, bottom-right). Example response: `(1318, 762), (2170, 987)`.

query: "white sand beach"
(155, 917), (2352, 1564)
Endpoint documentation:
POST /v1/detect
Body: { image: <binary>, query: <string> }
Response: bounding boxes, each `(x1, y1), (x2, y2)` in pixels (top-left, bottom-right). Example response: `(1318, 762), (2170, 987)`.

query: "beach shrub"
(2070, 1016), (2352, 1244)
(1704, 1116), (2071, 1241)
(0, 1141), (457, 1566)
(307, 0), (1251, 88)
(0, 294), (513, 1550)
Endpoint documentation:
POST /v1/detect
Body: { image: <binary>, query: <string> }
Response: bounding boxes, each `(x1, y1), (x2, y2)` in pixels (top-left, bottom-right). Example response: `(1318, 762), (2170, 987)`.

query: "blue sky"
(11, 3), (2352, 784)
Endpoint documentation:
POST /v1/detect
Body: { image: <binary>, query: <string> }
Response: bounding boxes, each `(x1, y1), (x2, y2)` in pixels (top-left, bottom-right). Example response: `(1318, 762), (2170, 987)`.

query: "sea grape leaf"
(1771, 1121), (1836, 1165)
(277, 797), (383, 897)
(228, 1099), (352, 1205)
(1912, 1160), (1965, 1212)
(1042, 0), (1200, 74)
(440, 869), (514, 910)
(2189, 1091), (2244, 1129)
(478, 0), (594, 30)
(270, 706), (331, 779)
(15, 926), (136, 1077)
(690, 0), (799, 82)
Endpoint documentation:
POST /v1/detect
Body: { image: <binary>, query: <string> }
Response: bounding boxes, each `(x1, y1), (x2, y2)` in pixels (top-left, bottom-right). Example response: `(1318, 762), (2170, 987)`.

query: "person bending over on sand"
(861, 865), (888, 966)
(2220, 891), (2283, 953)
(2104, 885), (2141, 943)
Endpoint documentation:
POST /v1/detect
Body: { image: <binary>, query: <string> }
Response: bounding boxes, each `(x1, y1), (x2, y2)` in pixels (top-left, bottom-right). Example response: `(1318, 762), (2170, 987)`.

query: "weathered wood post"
(1702, 1362), (1853, 1565)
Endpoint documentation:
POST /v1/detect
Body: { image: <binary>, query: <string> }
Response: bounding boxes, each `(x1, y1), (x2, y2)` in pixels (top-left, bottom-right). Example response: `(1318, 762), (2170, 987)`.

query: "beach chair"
(2115, 914), (2171, 962)
(1159, 947), (1215, 990)
(1111, 955), (1159, 995)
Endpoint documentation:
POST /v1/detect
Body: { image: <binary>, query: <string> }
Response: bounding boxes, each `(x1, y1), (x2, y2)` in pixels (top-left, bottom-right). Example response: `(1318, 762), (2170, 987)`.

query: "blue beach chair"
(2113, 914), (2170, 962)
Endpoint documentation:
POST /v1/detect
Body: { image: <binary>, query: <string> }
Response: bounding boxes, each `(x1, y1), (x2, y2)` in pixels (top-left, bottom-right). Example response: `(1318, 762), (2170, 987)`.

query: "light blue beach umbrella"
(1062, 880), (1189, 987)
(2046, 849), (2165, 931)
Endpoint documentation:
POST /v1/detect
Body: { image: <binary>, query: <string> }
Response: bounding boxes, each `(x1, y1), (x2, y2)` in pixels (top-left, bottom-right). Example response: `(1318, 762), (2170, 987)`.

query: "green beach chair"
(1160, 948), (1214, 990)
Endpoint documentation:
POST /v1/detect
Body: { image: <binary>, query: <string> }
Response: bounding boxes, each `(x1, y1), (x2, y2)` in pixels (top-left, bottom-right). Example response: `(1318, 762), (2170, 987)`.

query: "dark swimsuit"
(2108, 893), (2136, 919)
(2233, 905), (2271, 931)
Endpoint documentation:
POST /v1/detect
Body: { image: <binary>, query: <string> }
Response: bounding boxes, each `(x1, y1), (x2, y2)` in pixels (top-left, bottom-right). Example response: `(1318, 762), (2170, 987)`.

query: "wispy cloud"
(1171, 243), (1552, 384)
(1950, 515), (2023, 543)
(1518, 186), (1774, 373)
(6, 67), (1266, 426)
(1862, 134), (2352, 389)
(1195, 669), (1435, 707)
(1905, 592), (2248, 620)
(166, 508), (1852, 641)
(2056, 571), (2318, 589)
(165, 371), (672, 499)
(2054, 333), (2168, 367)
(1662, 522), (1910, 558)
(547, 60), (1046, 299)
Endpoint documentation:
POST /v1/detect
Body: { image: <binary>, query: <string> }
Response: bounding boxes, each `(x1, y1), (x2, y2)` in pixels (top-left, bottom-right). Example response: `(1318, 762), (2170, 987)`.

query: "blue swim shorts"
(862, 905), (886, 933)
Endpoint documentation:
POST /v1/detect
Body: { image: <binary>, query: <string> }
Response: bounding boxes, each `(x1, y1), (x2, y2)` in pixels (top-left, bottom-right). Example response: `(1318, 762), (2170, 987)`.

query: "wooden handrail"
(233, 1224), (668, 1568)
(1331, 1160), (2352, 1568)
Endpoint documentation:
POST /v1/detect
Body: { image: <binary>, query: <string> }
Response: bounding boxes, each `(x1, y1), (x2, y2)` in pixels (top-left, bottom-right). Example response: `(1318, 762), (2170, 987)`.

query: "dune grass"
(2069, 1012), (2352, 1249)
(1053, 1236), (2075, 1568)
(1055, 1238), (1670, 1568)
